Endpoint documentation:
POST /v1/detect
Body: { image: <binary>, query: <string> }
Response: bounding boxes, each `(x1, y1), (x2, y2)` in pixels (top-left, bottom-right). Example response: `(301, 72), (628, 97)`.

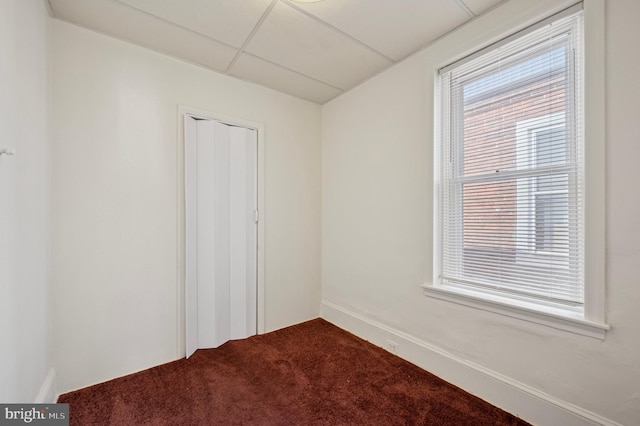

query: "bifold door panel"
(185, 115), (257, 358)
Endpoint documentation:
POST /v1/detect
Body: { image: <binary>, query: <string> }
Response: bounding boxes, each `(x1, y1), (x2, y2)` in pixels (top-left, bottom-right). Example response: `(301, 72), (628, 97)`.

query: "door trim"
(176, 105), (266, 358)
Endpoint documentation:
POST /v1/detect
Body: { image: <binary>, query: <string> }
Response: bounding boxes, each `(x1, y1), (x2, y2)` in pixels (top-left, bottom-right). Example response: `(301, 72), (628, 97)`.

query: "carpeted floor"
(58, 319), (530, 425)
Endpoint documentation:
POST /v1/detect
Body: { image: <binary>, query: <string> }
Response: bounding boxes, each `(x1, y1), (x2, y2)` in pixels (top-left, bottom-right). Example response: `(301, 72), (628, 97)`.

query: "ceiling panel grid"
(49, 0), (505, 103)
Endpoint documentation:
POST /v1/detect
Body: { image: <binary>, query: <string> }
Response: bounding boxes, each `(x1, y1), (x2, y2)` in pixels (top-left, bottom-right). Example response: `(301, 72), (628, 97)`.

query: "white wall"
(51, 20), (321, 394)
(321, 0), (640, 424)
(0, 0), (55, 403)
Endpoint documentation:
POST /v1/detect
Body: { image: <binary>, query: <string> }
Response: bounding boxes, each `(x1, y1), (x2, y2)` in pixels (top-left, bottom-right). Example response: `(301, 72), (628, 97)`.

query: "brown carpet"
(58, 319), (530, 425)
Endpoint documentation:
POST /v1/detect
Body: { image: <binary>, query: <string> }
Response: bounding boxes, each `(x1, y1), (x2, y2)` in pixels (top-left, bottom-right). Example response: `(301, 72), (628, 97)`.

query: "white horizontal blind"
(438, 9), (584, 309)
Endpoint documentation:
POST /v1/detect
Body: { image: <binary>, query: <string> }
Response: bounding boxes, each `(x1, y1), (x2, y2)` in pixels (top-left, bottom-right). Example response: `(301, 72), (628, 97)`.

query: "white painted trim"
(514, 112), (566, 255)
(581, 0), (606, 324)
(422, 284), (609, 339)
(176, 105), (266, 358)
(431, 0), (608, 336)
(440, 3), (583, 73)
(35, 368), (57, 403)
(320, 301), (623, 426)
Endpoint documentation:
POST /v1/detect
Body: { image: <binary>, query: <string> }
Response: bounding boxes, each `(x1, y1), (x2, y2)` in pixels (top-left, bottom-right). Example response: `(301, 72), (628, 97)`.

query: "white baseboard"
(35, 368), (58, 403)
(321, 301), (622, 426)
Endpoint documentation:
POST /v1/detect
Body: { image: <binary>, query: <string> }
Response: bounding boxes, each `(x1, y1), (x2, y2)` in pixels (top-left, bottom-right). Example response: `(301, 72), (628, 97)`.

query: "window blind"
(438, 9), (584, 308)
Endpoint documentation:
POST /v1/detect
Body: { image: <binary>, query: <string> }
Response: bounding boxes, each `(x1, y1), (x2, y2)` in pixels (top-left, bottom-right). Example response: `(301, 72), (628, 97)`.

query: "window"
(427, 4), (608, 338)
(515, 113), (568, 257)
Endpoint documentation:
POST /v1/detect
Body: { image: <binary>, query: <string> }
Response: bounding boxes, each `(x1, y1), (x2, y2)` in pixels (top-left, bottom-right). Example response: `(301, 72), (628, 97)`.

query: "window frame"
(515, 112), (569, 257)
(423, 0), (608, 340)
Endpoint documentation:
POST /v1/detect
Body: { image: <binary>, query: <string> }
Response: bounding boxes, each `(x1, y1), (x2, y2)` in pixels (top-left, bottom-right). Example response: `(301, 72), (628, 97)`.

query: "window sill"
(422, 283), (609, 340)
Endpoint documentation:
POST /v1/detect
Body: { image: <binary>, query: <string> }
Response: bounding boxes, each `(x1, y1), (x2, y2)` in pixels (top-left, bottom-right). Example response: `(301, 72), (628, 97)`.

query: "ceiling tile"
(228, 53), (343, 104)
(288, 0), (470, 61)
(115, 0), (273, 49)
(461, 0), (505, 16)
(244, 1), (392, 90)
(50, 0), (237, 72)
(49, 0), (511, 104)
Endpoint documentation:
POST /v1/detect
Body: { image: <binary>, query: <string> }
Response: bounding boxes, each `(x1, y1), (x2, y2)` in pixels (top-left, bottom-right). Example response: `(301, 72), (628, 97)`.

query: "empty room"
(1, 0), (638, 424)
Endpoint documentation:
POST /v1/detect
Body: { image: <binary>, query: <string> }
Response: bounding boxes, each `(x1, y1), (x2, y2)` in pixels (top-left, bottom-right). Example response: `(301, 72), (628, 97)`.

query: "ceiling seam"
(109, 0), (238, 51)
(54, 0), (342, 102)
(44, 0), (54, 17)
(233, 51), (344, 92)
(225, 0), (279, 73)
(337, 1), (507, 105)
(279, 0), (395, 64)
(450, 0), (476, 18)
(51, 13), (333, 104)
(52, 0), (509, 104)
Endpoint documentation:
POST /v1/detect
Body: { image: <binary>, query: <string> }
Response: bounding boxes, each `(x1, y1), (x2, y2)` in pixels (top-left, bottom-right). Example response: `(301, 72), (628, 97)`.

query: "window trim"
(426, 0), (608, 339)
(422, 283), (609, 339)
(515, 112), (568, 257)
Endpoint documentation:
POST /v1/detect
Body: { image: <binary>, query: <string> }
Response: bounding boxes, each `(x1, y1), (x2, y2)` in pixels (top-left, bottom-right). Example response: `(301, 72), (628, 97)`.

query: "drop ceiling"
(48, 0), (505, 104)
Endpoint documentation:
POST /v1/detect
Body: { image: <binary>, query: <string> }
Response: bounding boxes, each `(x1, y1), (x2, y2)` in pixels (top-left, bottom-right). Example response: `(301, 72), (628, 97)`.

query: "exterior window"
(435, 9), (587, 317)
(516, 114), (568, 257)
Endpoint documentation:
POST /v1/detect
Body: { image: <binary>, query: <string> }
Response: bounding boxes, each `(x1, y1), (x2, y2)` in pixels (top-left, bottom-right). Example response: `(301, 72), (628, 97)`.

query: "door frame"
(176, 105), (266, 358)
